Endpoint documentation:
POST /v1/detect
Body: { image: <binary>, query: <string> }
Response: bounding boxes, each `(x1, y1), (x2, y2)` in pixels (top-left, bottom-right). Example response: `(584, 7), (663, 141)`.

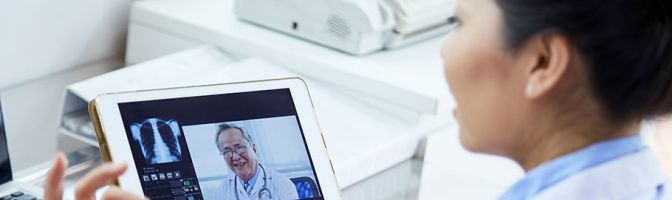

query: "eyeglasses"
(219, 145), (248, 158)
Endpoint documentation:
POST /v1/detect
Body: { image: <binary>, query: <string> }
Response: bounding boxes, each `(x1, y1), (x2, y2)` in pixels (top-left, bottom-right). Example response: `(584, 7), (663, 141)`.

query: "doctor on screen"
(213, 123), (299, 200)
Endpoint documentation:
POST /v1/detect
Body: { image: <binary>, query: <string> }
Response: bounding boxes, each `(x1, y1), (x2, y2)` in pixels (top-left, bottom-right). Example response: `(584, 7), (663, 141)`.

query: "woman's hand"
(44, 153), (147, 200)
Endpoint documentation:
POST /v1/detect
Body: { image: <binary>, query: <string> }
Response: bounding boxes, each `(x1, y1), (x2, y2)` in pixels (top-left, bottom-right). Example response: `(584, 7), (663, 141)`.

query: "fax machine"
(234, 0), (455, 55)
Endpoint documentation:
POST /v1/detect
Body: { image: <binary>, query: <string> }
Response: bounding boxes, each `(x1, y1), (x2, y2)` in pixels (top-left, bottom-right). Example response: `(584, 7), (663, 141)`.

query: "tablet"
(89, 78), (341, 200)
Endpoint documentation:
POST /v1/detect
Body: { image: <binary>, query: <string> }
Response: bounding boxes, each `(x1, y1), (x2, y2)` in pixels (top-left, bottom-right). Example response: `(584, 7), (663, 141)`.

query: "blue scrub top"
(499, 135), (671, 200)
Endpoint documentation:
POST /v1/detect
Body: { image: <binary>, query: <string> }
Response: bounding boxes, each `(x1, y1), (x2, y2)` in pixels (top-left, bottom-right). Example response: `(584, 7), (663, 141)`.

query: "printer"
(234, 0), (456, 55)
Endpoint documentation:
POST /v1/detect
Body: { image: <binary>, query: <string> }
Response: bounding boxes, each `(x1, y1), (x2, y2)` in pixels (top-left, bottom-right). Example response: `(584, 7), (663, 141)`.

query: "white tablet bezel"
(92, 78), (341, 199)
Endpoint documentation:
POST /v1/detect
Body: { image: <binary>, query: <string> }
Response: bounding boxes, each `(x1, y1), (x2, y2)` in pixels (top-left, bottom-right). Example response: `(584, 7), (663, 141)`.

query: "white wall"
(0, 0), (135, 170)
(0, 0), (136, 89)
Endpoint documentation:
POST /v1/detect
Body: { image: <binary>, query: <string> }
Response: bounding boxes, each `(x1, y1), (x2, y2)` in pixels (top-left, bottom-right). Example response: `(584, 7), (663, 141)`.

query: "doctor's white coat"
(212, 166), (299, 200)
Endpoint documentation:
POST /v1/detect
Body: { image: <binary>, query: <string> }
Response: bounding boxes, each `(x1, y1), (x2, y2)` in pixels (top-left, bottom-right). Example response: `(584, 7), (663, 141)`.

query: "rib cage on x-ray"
(130, 118), (182, 164)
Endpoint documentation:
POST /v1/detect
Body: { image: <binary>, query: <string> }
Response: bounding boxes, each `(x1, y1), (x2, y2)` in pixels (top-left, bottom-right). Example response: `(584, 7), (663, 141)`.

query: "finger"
(44, 152), (69, 200)
(101, 187), (147, 200)
(74, 163), (127, 200)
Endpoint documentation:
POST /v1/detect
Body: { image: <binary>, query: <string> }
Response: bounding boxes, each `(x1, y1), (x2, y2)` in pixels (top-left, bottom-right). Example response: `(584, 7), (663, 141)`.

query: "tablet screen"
(117, 89), (324, 200)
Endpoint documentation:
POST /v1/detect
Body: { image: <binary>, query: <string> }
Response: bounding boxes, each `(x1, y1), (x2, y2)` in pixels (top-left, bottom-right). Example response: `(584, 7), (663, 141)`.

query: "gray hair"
(214, 123), (254, 148)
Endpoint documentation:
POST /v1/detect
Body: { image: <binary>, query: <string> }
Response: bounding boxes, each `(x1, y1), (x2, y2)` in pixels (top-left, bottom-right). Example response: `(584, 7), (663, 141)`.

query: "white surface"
(0, 0), (135, 89)
(66, 46), (237, 102)
(341, 159), (422, 200)
(125, 22), (202, 65)
(418, 126), (524, 199)
(94, 78), (343, 199)
(128, 0), (453, 115)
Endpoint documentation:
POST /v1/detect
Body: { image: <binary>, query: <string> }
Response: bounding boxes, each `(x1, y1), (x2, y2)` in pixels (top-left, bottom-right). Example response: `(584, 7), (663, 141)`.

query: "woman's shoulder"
(535, 148), (671, 199)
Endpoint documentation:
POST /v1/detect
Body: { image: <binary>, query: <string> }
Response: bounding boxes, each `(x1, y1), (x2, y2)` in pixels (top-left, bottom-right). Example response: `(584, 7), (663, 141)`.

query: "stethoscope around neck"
(234, 163), (272, 200)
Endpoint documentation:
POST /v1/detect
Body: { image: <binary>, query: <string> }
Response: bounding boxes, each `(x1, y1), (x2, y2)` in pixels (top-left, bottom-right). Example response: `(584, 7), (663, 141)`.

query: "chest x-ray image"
(130, 118), (183, 164)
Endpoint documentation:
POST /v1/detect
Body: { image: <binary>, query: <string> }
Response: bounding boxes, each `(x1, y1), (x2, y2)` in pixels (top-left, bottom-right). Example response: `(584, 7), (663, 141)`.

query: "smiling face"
(441, 0), (531, 156)
(217, 128), (258, 181)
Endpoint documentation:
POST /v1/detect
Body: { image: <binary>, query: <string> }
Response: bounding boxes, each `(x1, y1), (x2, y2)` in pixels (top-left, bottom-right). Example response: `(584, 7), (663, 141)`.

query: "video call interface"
(118, 89), (324, 200)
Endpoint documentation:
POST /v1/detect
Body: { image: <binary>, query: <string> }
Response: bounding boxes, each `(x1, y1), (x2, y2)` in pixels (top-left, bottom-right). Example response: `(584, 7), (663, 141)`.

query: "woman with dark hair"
(43, 0), (671, 199)
(442, 0), (671, 199)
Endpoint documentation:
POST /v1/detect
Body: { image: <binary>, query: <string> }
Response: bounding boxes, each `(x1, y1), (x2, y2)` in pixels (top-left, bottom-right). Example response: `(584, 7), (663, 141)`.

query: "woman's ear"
(523, 34), (572, 99)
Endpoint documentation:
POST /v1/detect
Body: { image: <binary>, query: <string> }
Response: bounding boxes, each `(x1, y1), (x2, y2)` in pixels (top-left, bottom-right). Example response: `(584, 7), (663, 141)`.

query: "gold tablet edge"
(88, 98), (120, 186)
(296, 78), (344, 200)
